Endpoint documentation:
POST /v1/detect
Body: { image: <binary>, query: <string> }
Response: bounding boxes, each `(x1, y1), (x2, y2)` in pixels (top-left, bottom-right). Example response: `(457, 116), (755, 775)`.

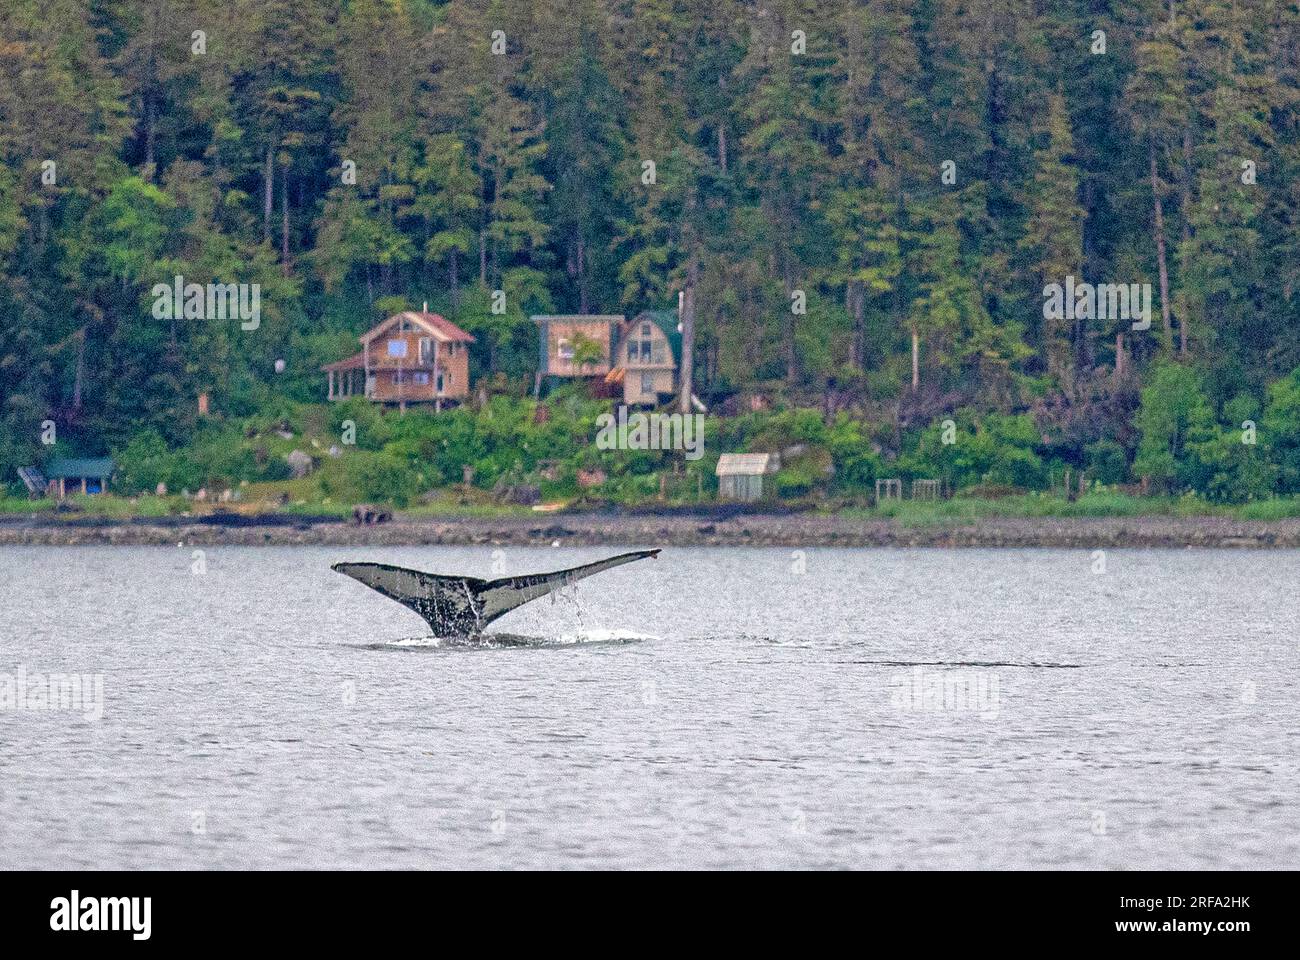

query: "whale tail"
(332, 549), (660, 637)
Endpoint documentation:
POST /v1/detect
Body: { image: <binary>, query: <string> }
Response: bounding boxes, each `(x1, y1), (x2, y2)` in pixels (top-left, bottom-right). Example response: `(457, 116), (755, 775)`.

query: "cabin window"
(557, 338), (574, 361)
(419, 337), (433, 364)
(411, 372), (429, 385)
(641, 372), (654, 393)
(387, 339), (407, 358)
(626, 322), (654, 363)
(436, 370), (446, 392)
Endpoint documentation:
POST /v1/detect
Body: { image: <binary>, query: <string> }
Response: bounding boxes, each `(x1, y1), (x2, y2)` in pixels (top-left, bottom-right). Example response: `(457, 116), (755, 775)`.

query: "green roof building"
(45, 457), (115, 497)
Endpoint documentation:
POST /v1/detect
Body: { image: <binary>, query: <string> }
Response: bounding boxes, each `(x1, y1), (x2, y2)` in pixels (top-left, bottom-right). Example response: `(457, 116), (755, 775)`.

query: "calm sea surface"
(1, 544), (1296, 869)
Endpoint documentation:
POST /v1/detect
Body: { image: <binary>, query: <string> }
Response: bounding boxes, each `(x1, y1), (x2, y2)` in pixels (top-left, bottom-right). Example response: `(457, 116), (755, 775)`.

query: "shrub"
(1134, 362), (1214, 492)
(1085, 439), (1129, 485)
(900, 412), (1047, 490)
(115, 429), (171, 493)
(827, 417), (883, 493)
(328, 397), (393, 451)
(1263, 368), (1300, 493)
(320, 451), (419, 506)
(1188, 427), (1277, 502)
(774, 456), (825, 497)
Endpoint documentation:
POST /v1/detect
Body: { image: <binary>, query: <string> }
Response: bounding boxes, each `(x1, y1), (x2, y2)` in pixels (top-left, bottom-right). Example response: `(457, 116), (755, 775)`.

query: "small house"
(715, 452), (780, 502)
(534, 314), (621, 383)
(612, 310), (680, 405)
(534, 309), (679, 406)
(43, 458), (116, 498)
(323, 307), (475, 410)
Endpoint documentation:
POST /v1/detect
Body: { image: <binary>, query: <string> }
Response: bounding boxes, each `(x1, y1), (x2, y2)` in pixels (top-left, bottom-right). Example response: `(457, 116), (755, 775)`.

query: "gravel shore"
(3, 511), (1299, 548)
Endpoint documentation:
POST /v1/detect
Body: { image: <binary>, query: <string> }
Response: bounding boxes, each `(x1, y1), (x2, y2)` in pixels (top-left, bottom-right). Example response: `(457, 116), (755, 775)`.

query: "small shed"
(715, 452), (780, 502)
(45, 458), (115, 497)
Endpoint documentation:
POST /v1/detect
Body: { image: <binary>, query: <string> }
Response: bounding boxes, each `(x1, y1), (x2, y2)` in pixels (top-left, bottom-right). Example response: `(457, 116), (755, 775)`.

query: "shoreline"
(2, 512), (1299, 548)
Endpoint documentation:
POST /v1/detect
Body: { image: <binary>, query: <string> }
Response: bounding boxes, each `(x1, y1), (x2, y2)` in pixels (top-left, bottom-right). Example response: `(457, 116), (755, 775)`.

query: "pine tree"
(527, 0), (626, 313)
(317, 0), (418, 298)
(733, 0), (837, 386)
(1018, 91), (1086, 374)
(1124, 17), (1188, 351)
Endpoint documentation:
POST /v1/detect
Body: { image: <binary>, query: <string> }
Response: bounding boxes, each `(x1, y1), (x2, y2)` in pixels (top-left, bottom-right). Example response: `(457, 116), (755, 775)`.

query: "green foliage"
(719, 408), (828, 453)
(1263, 368), (1300, 493)
(774, 452), (828, 498)
(320, 450), (420, 507)
(901, 414), (1047, 490)
(1189, 427), (1276, 503)
(1134, 363), (1215, 492)
(114, 429), (180, 493)
(113, 420), (313, 494)
(1085, 439), (1130, 485)
(569, 332), (605, 372)
(328, 398), (393, 451)
(827, 417), (883, 492)
(6, 0), (1300, 518)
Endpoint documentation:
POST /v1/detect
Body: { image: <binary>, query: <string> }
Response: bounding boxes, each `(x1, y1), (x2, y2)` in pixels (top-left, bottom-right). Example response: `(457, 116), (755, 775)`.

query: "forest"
(2, 0), (1300, 508)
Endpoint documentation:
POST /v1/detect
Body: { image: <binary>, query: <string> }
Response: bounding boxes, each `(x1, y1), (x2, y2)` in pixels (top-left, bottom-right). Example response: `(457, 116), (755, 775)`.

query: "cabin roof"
(360, 310), (475, 345)
(321, 352), (366, 372)
(715, 453), (780, 476)
(531, 314), (625, 325)
(627, 308), (681, 360)
(46, 457), (115, 479)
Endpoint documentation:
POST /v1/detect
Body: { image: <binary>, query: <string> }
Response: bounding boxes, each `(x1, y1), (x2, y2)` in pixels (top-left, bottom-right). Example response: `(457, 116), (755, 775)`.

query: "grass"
(0, 494), (187, 517)
(8, 489), (1300, 523)
(0, 489), (536, 521)
(401, 486), (547, 518)
(838, 491), (1300, 526)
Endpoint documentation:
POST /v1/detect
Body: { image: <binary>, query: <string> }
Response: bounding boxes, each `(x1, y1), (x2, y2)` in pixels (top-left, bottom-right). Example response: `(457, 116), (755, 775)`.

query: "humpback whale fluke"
(332, 549), (661, 637)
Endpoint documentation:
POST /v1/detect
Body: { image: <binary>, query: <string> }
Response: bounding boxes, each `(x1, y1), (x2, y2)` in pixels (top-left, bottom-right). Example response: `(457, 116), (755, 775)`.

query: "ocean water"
(0, 544), (1296, 869)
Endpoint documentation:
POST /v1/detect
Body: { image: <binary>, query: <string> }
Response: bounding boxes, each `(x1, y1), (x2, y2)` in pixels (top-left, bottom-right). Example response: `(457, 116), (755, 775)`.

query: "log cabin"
(323, 307), (475, 411)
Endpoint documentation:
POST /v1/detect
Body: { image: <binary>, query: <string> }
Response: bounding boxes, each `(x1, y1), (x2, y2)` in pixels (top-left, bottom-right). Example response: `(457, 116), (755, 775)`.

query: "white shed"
(715, 453), (781, 501)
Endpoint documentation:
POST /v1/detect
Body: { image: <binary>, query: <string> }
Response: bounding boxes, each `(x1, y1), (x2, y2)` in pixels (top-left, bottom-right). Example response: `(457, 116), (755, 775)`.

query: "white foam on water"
(386, 636), (449, 648)
(546, 628), (658, 646)
(381, 628), (657, 649)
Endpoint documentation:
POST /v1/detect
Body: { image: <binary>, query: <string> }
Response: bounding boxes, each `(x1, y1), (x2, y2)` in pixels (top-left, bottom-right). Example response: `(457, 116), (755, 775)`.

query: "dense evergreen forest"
(3, 0), (1300, 505)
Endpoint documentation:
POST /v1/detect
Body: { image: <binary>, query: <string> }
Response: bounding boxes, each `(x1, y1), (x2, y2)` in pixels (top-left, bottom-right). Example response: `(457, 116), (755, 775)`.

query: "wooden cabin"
(534, 314), (620, 380)
(613, 309), (679, 405)
(534, 309), (679, 406)
(323, 308), (475, 410)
